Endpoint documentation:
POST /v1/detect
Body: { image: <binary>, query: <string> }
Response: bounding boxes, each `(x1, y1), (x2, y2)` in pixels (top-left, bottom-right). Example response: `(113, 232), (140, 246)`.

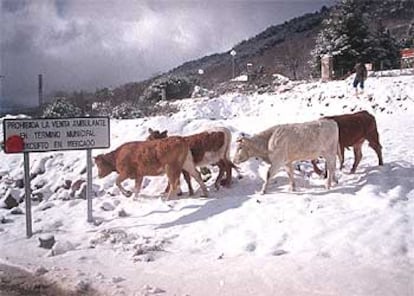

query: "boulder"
(39, 234), (56, 249)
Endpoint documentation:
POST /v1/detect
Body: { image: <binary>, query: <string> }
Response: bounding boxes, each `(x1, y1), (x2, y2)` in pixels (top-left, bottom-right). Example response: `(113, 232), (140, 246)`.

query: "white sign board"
(3, 117), (110, 153)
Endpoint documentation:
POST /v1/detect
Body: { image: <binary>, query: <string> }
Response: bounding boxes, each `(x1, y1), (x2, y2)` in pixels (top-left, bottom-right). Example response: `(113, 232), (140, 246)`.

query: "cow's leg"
(133, 175), (143, 199)
(311, 159), (324, 176)
(186, 167), (208, 197)
(223, 159), (233, 187)
(182, 157), (208, 197)
(215, 159), (232, 190)
(164, 183), (170, 195)
(351, 141), (364, 173)
(115, 174), (132, 197)
(182, 170), (194, 196)
(214, 160), (225, 190)
(325, 155), (337, 189)
(261, 162), (281, 195)
(165, 165), (181, 200)
(366, 131), (383, 166)
(284, 163), (295, 191)
(339, 144), (345, 170)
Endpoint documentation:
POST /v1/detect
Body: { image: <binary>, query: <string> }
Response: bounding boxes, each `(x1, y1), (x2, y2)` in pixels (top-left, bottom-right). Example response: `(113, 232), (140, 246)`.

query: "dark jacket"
(354, 63), (367, 81)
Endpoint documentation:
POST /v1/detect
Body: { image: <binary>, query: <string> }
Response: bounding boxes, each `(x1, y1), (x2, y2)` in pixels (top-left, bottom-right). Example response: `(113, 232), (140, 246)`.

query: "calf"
(233, 120), (339, 194)
(94, 136), (208, 199)
(147, 127), (238, 195)
(312, 110), (383, 175)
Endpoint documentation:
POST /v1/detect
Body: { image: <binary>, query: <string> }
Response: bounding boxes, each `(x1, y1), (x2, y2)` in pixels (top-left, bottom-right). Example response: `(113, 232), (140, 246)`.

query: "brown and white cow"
(312, 110), (383, 175)
(147, 127), (239, 195)
(94, 136), (208, 200)
(233, 120), (339, 194)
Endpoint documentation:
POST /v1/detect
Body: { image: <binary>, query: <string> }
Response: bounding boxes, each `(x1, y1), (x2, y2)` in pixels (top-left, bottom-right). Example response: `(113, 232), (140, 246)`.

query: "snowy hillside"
(1, 72), (414, 296)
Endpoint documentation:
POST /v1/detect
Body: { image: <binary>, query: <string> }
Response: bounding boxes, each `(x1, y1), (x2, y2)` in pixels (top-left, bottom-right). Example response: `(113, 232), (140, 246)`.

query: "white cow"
(233, 120), (340, 194)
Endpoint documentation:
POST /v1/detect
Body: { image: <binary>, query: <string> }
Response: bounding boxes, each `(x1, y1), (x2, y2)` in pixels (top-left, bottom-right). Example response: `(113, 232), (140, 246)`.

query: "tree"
(369, 22), (401, 70)
(311, 0), (372, 77)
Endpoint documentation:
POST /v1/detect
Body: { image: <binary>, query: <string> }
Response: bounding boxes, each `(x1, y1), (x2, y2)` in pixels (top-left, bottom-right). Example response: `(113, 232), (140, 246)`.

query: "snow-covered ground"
(1, 72), (414, 295)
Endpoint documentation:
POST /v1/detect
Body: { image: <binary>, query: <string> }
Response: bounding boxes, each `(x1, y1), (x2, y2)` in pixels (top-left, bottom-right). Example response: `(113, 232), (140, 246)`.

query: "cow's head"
(147, 128), (168, 140)
(94, 154), (114, 178)
(233, 135), (252, 164)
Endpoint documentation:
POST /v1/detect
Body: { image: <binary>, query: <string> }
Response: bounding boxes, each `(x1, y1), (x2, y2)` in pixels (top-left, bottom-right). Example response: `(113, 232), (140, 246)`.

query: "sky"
(0, 0), (335, 108)
(0, 70), (413, 295)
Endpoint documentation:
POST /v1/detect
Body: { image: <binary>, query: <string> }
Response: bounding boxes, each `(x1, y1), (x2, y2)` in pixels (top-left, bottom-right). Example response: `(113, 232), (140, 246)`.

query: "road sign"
(3, 117), (110, 153)
(2, 116), (111, 237)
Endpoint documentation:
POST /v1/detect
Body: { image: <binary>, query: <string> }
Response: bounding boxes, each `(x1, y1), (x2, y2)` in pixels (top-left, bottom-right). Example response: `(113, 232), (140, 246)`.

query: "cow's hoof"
(125, 191), (133, 198)
(200, 191), (209, 198)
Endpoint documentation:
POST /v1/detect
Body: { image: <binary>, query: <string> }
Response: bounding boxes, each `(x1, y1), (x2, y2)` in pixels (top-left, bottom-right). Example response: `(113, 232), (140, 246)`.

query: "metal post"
(232, 57), (235, 79)
(230, 50), (237, 79)
(38, 74), (43, 107)
(86, 149), (93, 222)
(23, 152), (32, 238)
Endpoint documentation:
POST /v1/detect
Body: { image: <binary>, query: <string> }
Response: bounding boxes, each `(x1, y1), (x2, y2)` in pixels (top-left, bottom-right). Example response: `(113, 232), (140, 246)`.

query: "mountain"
(15, 0), (412, 118)
(110, 1), (414, 102)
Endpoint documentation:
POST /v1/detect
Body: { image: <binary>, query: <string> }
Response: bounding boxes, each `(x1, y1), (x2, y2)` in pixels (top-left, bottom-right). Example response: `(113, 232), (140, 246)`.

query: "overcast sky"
(0, 0), (335, 108)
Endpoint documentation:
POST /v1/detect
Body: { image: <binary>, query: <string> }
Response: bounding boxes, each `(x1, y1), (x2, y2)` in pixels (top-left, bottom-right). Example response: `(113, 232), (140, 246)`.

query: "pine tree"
(311, 0), (371, 77)
(369, 22), (401, 70)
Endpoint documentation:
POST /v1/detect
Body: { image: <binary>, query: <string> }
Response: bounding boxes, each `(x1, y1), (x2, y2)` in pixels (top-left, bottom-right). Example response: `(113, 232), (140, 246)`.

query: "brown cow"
(147, 127), (239, 195)
(312, 110), (383, 175)
(94, 136), (208, 200)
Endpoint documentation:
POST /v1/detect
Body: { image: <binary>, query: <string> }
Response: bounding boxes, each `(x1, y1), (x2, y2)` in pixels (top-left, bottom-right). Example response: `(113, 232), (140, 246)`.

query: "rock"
(112, 276), (125, 284)
(71, 179), (86, 193)
(32, 192), (44, 203)
(118, 209), (128, 217)
(1, 215), (13, 224)
(34, 266), (49, 276)
(15, 178), (24, 189)
(63, 179), (72, 190)
(49, 240), (75, 256)
(272, 249), (288, 256)
(76, 183), (87, 199)
(38, 201), (55, 211)
(100, 202), (115, 211)
(10, 207), (23, 215)
(39, 234), (56, 249)
(75, 280), (91, 293)
(1, 189), (20, 209)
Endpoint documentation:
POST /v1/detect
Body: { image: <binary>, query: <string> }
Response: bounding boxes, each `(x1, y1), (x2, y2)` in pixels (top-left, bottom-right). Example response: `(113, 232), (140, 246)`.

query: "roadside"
(0, 264), (100, 296)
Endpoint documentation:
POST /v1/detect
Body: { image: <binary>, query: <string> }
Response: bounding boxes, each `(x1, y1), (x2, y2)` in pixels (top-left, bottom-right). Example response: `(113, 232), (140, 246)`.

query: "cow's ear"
(148, 128), (154, 133)
(161, 130), (168, 137)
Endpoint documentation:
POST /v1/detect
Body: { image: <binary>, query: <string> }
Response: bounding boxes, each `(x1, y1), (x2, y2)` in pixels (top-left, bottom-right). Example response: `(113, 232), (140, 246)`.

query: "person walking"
(353, 62), (368, 97)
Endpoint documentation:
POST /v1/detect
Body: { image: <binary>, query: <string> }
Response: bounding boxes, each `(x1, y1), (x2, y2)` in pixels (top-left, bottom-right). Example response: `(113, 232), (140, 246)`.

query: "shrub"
(41, 98), (82, 118)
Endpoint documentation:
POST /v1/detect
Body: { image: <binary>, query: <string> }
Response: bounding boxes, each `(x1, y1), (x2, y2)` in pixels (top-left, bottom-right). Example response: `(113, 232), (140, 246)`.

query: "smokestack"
(38, 74), (43, 107)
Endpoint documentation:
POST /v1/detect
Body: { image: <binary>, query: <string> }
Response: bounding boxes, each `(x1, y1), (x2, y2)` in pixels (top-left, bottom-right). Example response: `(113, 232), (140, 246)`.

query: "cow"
(311, 110), (383, 175)
(233, 120), (339, 194)
(147, 127), (239, 195)
(94, 136), (208, 200)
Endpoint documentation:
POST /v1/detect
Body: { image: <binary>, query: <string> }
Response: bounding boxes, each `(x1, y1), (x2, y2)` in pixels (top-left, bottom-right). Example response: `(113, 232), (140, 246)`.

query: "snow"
(1, 71), (414, 295)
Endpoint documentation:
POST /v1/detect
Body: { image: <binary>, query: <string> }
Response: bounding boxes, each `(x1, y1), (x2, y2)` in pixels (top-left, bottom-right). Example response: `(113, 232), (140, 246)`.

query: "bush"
(111, 101), (143, 119)
(41, 98), (82, 118)
(140, 76), (193, 103)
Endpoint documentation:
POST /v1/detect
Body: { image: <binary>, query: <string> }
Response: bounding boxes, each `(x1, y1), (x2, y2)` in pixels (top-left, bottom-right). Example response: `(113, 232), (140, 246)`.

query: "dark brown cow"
(312, 110), (383, 175)
(94, 136), (208, 200)
(147, 127), (239, 195)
